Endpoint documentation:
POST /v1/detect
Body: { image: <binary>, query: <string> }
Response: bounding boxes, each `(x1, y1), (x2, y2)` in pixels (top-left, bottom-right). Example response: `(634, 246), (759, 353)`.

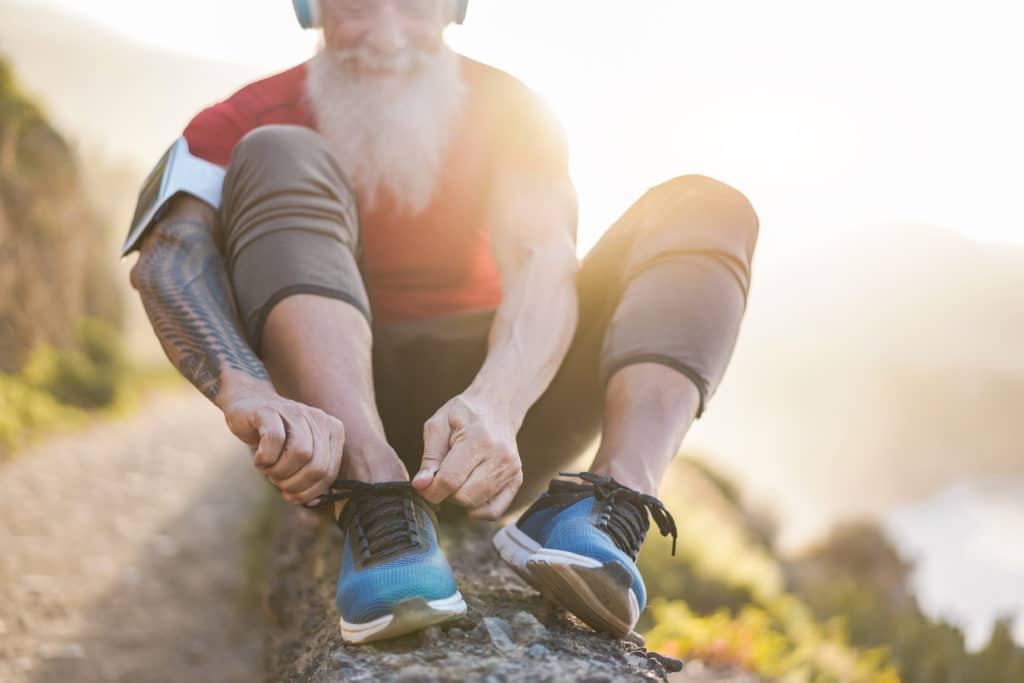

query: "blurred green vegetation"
(0, 318), (180, 458)
(641, 458), (1024, 682)
(21, 317), (129, 408)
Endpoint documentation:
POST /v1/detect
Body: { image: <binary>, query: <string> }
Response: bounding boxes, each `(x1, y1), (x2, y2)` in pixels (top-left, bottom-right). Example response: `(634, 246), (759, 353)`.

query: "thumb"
(252, 408), (287, 470)
(413, 415), (451, 489)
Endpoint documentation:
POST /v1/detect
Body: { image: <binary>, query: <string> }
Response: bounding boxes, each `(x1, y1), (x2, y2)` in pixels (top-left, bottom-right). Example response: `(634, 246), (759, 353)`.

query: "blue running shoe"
(321, 481), (466, 643)
(492, 472), (677, 637)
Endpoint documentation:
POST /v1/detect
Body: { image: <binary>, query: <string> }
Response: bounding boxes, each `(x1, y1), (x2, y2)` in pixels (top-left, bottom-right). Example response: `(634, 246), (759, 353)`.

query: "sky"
(38, 0), (1024, 257)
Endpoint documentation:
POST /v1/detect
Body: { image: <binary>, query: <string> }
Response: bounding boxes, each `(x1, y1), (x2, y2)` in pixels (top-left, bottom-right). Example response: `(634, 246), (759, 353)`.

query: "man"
(127, 0), (759, 644)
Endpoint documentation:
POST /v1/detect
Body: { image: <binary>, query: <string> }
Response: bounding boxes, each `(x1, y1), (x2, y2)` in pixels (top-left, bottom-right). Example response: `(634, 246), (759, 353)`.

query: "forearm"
(129, 203), (272, 407)
(466, 247), (578, 429)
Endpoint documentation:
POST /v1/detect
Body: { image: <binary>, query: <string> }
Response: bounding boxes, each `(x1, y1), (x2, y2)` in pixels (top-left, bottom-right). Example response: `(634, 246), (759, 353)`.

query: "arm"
(413, 171), (580, 519)
(129, 195), (345, 505)
(467, 173), (580, 426)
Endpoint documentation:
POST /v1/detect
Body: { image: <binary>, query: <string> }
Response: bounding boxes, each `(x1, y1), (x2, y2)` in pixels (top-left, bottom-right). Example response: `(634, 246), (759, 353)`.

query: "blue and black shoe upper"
(322, 481), (459, 625)
(516, 472), (678, 611)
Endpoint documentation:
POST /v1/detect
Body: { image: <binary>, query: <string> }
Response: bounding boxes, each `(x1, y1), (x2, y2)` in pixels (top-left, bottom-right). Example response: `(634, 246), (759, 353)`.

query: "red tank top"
(183, 57), (570, 322)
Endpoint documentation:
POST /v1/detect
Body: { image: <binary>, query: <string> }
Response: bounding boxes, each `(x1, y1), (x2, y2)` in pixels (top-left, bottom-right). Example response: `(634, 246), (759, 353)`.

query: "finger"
(451, 460), (506, 509)
(293, 418), (346, 507)
(413, 414), (452, 490)
(468, 479), (521, 521)
(328, 417), (345, 480)
(266, 412), (313, 482)
(275, 416), (328, 494)
(420, 441), (480, 505)
(252, 409), (287, 469)
(288, 470), (333, 506)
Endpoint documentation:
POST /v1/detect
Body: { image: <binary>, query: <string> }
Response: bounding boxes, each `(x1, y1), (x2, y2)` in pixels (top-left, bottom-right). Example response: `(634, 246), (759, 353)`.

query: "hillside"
(0, 57), (121, 371)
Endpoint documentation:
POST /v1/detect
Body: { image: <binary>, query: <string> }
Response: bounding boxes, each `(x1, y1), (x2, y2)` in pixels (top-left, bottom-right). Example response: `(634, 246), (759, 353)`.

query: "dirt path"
(0, 389), (267, 683)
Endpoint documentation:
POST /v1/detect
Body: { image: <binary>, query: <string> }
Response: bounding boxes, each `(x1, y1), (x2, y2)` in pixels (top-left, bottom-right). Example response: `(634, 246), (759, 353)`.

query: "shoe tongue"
(360, 489), (418, 527)
(349, 487), (422, 562)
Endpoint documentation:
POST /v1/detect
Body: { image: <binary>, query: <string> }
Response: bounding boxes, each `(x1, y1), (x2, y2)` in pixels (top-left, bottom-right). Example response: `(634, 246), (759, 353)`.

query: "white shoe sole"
(491, 524), (542, 586)
(493, 525), (640, 638)
(339, 591), (467, 644)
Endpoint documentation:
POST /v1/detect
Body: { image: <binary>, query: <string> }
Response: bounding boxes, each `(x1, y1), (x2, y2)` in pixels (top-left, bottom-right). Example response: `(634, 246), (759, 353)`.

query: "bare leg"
(260, 294), (407, 483)
(589, 363), (701, 496)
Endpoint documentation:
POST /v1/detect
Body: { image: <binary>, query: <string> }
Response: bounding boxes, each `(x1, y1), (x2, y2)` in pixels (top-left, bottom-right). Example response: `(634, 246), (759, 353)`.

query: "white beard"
(306, 44), (466, 216)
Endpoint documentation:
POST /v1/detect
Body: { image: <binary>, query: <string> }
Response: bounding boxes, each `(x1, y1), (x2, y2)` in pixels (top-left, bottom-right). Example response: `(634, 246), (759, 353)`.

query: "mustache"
(324, 46), (432, 75)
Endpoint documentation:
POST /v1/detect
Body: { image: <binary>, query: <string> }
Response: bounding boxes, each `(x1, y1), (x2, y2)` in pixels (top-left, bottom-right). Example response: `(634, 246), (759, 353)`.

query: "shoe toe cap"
(336, 551), (459, 624)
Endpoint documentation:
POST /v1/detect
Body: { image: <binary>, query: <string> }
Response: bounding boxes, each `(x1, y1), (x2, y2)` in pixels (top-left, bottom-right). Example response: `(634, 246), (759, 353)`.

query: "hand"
(222, 392), (345, 506)
(412, 393), (523, 520)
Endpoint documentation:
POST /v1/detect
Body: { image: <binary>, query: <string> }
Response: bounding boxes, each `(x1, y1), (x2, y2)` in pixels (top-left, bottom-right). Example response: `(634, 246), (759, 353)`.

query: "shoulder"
(183, 63), (312, 166)
(222, 62), (310, 119)
(458, 56), (564, 139)
(460, 56), (546, 110)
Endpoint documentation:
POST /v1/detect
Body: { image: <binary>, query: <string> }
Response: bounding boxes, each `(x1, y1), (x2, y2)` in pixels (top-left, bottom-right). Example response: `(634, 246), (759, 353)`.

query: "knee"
(643, 174), (760, 248)
(231, 125), (331, 168)
(221, 124), (357, 232)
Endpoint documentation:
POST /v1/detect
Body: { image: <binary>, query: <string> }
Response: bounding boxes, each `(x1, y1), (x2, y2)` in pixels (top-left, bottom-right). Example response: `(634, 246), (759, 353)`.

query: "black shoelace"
(529, 472), (678, 560)
(315, 481), (422, 564)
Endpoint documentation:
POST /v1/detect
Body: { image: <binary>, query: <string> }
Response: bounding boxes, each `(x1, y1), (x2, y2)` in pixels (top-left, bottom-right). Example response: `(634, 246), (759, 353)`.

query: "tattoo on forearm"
(133, 220), (269, 401)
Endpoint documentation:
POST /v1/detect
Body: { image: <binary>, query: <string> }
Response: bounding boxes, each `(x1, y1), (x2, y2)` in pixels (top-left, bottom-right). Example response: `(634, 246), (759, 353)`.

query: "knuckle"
(435, 472), (459, 491)
(423, 418), (443, 439)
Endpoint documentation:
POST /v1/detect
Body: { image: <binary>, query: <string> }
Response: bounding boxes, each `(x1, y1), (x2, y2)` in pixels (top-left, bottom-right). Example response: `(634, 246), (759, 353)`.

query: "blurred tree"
(0, 57), (123, 373)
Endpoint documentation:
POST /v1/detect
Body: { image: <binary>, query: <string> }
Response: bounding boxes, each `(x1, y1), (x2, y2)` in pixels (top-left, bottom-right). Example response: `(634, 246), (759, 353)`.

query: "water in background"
(885, 477), (1024, 649)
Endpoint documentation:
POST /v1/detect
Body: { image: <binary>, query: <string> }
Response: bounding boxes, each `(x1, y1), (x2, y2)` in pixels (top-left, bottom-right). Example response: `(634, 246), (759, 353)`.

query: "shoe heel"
(492, 525), (544, 586)
(525, 554), (640, 638)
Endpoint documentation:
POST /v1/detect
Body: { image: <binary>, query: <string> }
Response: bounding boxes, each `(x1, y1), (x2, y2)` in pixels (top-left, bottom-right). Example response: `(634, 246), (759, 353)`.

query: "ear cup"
(294, 1), (463, 28)
(292, 0), (322, 29)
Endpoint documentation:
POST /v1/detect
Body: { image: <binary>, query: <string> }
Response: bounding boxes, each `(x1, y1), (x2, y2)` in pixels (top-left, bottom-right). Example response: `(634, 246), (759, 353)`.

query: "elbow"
(521, 238), (579, 284)
(129, 248), (163, 293)
(128, 257), (145, 292)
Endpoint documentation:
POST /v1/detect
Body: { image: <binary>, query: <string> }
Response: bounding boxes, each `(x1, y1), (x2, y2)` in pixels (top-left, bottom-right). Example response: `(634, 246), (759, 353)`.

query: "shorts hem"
(602, 354), (708, 419)
(249, 285), (371, 355)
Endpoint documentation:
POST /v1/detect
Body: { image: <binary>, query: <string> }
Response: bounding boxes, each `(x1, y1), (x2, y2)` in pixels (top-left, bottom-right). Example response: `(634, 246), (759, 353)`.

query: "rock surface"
(264, 506), (764, 682)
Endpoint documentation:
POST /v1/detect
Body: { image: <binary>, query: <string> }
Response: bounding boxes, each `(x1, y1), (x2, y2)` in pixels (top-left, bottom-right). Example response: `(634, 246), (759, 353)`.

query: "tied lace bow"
(551, 472), (678, 558)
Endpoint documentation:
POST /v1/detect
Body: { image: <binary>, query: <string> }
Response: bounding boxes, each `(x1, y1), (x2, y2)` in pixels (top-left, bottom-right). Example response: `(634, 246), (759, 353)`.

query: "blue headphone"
(292, 1), (469, 29)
